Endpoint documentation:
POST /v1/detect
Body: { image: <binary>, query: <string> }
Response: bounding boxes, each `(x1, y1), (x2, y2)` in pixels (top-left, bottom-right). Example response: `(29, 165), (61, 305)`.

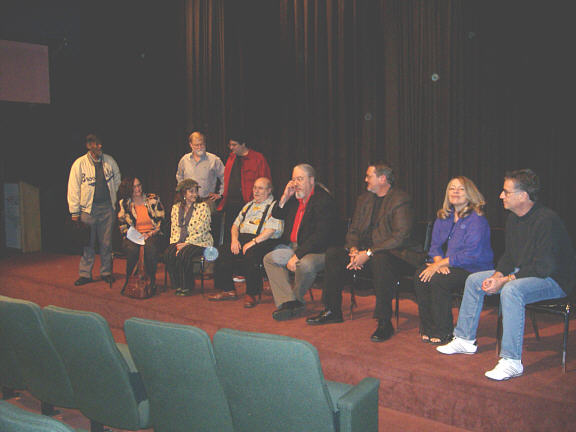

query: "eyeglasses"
(501, 189), (522, 197)
(292, 176), (307, 182)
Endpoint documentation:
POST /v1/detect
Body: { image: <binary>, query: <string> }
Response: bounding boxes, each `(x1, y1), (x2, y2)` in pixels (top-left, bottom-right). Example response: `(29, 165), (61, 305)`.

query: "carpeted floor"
(1, 252), (575, 431)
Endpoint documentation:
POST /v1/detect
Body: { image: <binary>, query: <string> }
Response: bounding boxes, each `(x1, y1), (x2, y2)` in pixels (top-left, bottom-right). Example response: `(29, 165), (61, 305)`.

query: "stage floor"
(1, 252), (575, 431)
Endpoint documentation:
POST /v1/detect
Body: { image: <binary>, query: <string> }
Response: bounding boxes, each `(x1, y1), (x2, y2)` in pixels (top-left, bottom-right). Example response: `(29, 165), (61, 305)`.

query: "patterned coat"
(117, 193), (165, 236)
(169, 201), (213, 247)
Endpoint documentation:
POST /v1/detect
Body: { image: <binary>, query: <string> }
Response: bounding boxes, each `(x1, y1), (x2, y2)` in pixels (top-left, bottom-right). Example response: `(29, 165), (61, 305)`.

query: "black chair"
(497, 296), (572, 373)
(349, 221), (433, 324)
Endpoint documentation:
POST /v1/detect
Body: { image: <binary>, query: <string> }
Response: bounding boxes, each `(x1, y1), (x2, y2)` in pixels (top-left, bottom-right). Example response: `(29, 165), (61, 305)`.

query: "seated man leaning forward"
(208, 177), (283, 308)
(437, 169), (576, 380)
(263, 163), (338, 321)
(307, 162), (419, 343)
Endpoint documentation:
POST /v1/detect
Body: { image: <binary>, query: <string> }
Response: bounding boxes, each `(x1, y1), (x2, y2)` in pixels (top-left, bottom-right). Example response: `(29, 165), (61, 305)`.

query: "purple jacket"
(428, 211), (493, 273)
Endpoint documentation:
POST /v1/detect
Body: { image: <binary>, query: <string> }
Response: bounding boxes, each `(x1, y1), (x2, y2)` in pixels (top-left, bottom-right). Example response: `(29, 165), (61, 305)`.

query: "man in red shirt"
(263, 164), (339, 321)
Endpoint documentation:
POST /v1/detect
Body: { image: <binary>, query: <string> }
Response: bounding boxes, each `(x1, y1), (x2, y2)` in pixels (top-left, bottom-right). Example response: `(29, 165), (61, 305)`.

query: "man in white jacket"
(68, 134), (121, 286)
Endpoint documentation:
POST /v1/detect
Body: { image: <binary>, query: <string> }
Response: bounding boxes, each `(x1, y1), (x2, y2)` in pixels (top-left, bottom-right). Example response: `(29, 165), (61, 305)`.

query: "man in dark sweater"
(307, 162), (417, 342)
(438, 169), (576, 380)
(263, 164), (338, 321)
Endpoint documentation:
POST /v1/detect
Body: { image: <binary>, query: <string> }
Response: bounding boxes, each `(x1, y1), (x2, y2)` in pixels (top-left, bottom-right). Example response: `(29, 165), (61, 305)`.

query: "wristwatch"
(366, 249), (373, 257)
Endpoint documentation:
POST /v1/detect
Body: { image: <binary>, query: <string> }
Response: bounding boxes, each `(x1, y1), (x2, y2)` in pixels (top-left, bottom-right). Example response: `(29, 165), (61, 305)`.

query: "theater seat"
(43, 306), (150, 432)
(0, 325), (27, 400)
(124, 318), (234, 432)
(0, 296), (75, 414)
(213, 328), (380, 432)
(0, 401), (77, 432)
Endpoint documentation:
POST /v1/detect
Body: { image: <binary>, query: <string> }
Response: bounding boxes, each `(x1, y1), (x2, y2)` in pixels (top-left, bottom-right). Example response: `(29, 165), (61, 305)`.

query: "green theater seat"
(213, 328), (380, 432)
(124, 318), (234, 432)
(0, 296), (75, 414)
(0, 401), (79, 432)
(43, 306), (150, 432)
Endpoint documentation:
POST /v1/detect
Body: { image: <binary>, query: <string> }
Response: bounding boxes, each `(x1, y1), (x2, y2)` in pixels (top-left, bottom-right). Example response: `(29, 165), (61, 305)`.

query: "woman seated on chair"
(414, 176), (493, 344)
(118, 176), (165, 294)
(163, 179), (213, 296)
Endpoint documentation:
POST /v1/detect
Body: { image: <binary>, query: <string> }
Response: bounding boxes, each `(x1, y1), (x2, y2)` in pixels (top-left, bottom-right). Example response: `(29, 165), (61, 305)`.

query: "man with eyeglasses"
(176, 131), (225, 211)
(437, 169), (575, 380)
(263, 164), (339, 321)
(208, 177), (283, 307)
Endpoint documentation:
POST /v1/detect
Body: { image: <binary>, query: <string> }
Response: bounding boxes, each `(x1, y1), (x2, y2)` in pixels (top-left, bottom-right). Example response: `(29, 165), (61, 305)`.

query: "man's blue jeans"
(454, 270), (566, 360)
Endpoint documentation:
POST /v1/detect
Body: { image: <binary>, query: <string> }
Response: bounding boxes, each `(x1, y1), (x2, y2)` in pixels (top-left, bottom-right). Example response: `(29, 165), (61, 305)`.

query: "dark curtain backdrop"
(185, 0), (574, 238)
(0, 1), (573, 254)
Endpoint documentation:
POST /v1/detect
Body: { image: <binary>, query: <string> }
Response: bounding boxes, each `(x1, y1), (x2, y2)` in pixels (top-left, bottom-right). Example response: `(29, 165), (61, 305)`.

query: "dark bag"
(124, 247), (154, 299)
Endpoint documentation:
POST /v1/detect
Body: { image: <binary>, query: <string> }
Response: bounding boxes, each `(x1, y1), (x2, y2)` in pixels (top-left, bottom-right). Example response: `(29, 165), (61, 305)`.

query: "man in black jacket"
(437, 169), (576, 380)
(307, 162), (417, 342)
(263, 164), (338, 321)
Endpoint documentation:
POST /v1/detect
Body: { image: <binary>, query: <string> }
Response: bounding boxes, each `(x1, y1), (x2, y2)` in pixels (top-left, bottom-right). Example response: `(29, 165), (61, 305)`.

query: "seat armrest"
(336, 377), (380, 432)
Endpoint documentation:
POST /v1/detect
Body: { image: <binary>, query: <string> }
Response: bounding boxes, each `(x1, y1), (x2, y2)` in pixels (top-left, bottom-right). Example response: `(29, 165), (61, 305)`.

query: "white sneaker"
(436, 337), (477, 355)
(484, 358), (523, 381)
(233, 276), (246, 283)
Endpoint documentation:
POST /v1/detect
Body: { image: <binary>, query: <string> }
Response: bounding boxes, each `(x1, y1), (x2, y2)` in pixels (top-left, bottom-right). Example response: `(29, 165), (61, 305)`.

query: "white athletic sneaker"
(484, 358), (523, 381)
(436, 337), (477, 355)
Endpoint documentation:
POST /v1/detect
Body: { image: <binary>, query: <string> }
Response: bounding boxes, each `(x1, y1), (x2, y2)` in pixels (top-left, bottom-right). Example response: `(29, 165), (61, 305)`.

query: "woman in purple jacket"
(414, 177), (493, 344)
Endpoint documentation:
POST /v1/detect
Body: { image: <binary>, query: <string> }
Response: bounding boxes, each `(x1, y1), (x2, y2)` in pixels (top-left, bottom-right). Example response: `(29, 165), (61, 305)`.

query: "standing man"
(208, 177), (283, 307)
(437, 169), (575, 380)
(217, 135), (271, 239)
(263, 164), (338, 321)
(307, 162), (418, 343)
(176, 131), (225, 211)
(68, 134), (121, 286)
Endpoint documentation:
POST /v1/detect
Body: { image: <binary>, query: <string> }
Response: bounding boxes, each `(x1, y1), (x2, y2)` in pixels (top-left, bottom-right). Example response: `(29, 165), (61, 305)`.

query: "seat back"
(0, 401), (76, 432)
(124, 318), (234, 432)
(0, 296), (75, 408)
(43, 305), (149, 430)
(213, 328), (337, 432)
(0, 326), (27, 397)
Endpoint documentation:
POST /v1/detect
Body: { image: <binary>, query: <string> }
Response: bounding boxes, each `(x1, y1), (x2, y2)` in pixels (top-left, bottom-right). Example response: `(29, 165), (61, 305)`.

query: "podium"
(4, 182), (42, 252)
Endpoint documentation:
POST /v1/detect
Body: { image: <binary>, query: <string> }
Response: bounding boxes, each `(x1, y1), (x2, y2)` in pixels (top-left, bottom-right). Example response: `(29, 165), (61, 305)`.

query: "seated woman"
(163, 179), (213, 296)
(118, 176), (165, 295)
(414, 176), (493, 344)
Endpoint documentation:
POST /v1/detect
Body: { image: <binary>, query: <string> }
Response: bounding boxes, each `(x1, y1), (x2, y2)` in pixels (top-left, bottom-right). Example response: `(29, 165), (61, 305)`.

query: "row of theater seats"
(0, 295), (380, 432)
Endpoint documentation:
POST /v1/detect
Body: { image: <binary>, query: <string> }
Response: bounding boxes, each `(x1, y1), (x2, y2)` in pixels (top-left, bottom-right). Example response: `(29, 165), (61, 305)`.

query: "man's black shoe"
(371, 319), (394, 342)
(306, 310), (343, 325)
(102, 275), (115, 284)
(74, 277), (93, 286)
(272, 300), (305, 321)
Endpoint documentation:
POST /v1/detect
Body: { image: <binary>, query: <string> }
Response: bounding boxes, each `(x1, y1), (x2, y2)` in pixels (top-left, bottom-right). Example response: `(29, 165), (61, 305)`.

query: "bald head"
(253, 177), (273, 203)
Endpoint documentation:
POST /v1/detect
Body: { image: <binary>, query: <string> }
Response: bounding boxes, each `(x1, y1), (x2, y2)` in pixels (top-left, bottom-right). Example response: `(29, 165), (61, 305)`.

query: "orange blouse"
(134, 204), (154, 234)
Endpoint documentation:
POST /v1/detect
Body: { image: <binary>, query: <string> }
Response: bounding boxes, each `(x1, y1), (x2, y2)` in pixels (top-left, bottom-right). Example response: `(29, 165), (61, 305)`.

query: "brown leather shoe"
(208, 291), (238, 301)
(243, 294), (259, 308)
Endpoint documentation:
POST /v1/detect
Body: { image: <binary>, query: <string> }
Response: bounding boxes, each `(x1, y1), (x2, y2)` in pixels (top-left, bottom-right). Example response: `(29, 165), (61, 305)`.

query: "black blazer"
(271, 185), (339, 259)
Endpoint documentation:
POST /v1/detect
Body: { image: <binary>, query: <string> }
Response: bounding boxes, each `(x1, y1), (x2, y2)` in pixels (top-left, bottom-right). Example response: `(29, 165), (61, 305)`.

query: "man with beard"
(263, 164), (338, 321)
(176, 131), (225, 211)
(68, 134), (121, 286)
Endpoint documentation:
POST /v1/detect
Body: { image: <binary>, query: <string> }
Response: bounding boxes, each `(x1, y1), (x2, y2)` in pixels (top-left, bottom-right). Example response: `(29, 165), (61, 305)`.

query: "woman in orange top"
(117, 176), (165, 294)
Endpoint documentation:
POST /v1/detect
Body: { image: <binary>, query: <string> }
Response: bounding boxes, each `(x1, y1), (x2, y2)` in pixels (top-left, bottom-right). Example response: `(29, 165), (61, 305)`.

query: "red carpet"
(1, 252), (575, 431)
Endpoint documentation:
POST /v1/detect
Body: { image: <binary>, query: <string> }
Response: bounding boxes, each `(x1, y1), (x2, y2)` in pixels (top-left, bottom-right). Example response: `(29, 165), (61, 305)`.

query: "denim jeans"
(454, 270), (566, 360)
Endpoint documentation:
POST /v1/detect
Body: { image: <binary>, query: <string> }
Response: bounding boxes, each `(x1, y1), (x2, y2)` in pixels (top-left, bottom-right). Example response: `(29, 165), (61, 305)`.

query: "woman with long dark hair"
(117, 176), (165, 294)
